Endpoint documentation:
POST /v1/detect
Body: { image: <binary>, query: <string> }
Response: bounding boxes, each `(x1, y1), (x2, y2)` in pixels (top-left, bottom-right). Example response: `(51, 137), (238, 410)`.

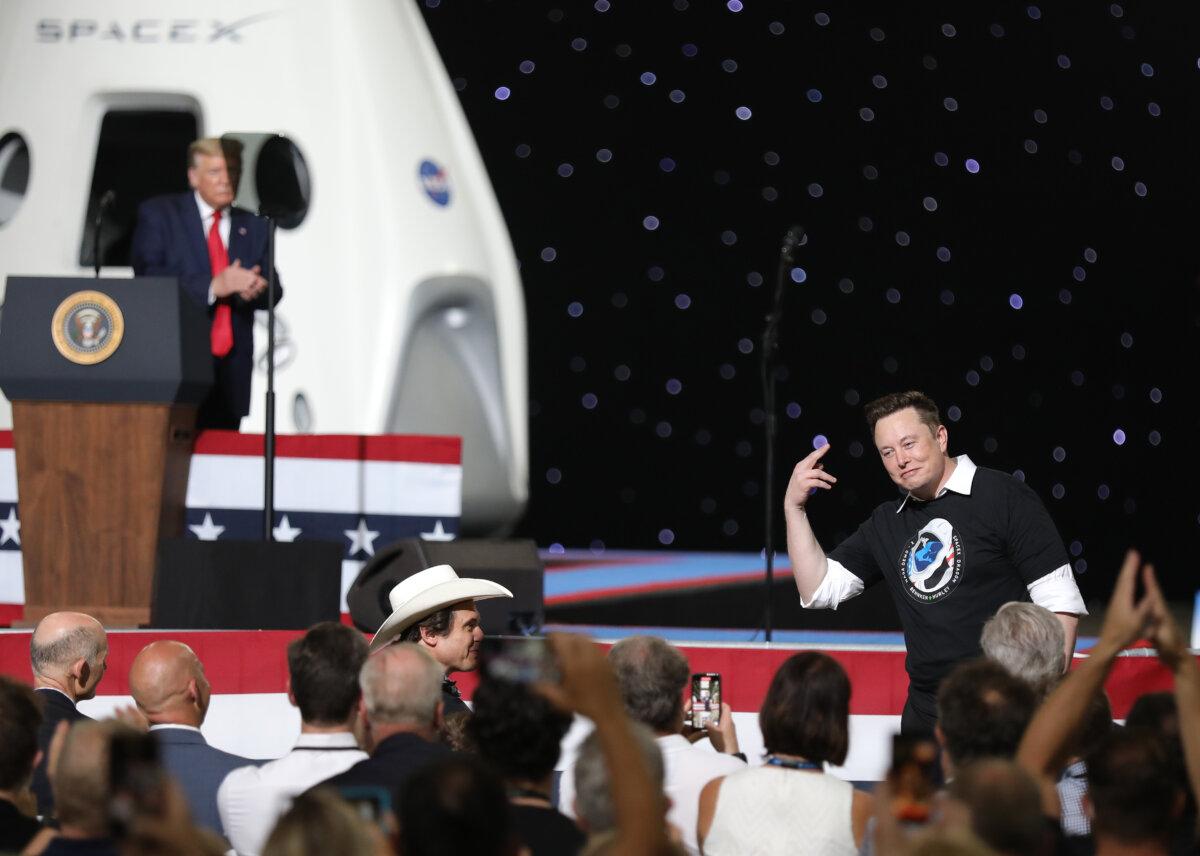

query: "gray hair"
(607, 636), (690, 733)
(980, 602), (1065, 690)
(574, 721), (663, 833)
(359, 644), (443, 726)
(30, 626), (104, 677)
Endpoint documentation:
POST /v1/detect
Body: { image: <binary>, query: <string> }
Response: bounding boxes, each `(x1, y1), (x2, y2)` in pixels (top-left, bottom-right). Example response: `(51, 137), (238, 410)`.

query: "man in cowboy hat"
(368, 564), (512, 715)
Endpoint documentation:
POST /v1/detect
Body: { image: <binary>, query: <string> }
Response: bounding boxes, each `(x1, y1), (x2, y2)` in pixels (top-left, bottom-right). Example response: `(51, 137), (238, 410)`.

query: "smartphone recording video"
(339, 786), (393, 833)
(687, 672), (721, 729)
(108, 731), (167, 837)
(479, 636), (559, 685)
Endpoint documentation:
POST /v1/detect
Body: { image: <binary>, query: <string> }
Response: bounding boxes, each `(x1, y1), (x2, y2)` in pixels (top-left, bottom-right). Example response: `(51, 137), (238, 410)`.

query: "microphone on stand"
(92, 190), (117, 278)
(761, 224), (806, 643)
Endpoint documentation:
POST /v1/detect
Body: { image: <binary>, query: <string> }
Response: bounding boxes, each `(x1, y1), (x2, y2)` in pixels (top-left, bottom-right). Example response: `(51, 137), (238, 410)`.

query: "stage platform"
(0, 626), (1181, 782)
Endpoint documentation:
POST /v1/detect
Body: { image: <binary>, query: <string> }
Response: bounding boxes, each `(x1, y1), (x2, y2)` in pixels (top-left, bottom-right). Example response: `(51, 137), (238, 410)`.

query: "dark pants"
(196, 385), (242, 431)
(900, 688), (938, 737)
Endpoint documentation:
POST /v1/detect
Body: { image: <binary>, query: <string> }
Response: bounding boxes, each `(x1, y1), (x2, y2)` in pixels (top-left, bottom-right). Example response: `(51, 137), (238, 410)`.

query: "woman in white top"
(696, 652), (873, 855)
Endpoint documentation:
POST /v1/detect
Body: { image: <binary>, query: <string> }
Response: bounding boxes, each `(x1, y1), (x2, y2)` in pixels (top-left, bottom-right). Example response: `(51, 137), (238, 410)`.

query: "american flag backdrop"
(0, 430), (463, 622)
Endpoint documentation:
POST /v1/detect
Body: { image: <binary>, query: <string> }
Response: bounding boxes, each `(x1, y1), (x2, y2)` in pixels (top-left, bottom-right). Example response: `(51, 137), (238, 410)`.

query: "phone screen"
(108, 732), (167, 835)
(689, 673), (721, 729)
(339, 786), (393, 833)
(479, 636), (559, 685)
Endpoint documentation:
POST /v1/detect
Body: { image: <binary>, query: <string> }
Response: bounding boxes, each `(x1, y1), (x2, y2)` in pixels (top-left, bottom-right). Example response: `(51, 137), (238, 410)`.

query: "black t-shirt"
(509, 803), (586, 856)
(0, 798), (42, 854)
(828, 465), (1068, 694)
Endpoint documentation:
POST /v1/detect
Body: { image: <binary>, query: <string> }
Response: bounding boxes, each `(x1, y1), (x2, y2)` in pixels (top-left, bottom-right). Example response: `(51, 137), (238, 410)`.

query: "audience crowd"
(0, 549), (1196, 856)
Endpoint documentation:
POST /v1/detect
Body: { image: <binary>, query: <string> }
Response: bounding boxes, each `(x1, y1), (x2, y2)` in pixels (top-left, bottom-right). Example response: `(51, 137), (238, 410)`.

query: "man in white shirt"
(785, 390), (1086, 734)
(557, 636), (745, 855)
(128, 640), (256, 838)
(217, 622), (369, 856)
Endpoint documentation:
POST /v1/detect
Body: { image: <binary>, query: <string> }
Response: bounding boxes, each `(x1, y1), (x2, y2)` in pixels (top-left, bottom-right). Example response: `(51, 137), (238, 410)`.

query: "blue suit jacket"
(151, 727), (259, 838)
(130, 192), (283, 418)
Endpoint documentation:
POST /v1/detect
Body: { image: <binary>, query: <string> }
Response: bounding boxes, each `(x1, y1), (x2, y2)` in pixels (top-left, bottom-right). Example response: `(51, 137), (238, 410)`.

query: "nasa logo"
(51, 290), (125, 365)
(897, 517), (964, 604)
(418, 160), (451, 207)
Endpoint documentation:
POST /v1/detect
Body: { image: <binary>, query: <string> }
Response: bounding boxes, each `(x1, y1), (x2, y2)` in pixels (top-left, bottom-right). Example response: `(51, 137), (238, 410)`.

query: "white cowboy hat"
(368, 564), (512, 653)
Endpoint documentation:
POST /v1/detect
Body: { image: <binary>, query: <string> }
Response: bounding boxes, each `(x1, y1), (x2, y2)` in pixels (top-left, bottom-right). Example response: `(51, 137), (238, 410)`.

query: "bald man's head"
(30, 612), (108, 701)
(129, 641), (211, 726)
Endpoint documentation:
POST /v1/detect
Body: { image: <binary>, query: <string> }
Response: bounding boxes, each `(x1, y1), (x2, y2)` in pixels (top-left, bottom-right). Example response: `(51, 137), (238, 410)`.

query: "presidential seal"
(51, 290), (124, 365)
(898, 517), (964, 604)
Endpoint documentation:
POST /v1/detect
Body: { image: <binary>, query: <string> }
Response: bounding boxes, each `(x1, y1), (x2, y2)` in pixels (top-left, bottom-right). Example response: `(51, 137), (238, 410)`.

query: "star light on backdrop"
(344, 518), (380, 558)
(421, 1), (1198, 598)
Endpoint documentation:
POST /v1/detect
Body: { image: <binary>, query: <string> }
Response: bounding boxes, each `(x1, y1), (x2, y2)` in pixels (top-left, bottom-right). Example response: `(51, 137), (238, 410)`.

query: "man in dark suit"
(310, 644), (449, 803)
(130, 137), (283, 430)
(128, 640), (257, 838)
(29, 612), (109, 818)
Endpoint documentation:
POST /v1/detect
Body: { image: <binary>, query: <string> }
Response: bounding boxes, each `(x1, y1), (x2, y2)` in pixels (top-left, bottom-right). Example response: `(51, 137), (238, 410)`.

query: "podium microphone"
(92, 190), (117, 278)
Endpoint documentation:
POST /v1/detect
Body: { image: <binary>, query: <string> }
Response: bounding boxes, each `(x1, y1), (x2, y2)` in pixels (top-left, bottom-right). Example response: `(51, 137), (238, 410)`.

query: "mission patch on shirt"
(828, 466), (1068, 694)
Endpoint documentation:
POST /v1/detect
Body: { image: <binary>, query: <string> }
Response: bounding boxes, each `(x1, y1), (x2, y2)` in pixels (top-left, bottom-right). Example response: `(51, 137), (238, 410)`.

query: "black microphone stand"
(260, 212), (278, 541)
(92, 190), (114, 278)
(760, 226), (804, 642)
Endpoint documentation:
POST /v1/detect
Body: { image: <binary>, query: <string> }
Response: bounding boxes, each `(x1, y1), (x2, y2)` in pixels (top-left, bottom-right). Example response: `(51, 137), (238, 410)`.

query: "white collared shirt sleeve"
(799, 558), (866, 609)
(1027, 563), (1088, 614)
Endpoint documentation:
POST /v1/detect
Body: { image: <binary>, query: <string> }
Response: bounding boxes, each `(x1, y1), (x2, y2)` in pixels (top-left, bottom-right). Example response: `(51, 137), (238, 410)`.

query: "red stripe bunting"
(0, 630), (1186, 718)
(190, 431), (462, 464)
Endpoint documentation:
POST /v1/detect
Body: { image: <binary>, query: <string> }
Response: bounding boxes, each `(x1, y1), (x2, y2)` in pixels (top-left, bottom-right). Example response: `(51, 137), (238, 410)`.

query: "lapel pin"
(238, 226), (248, 236)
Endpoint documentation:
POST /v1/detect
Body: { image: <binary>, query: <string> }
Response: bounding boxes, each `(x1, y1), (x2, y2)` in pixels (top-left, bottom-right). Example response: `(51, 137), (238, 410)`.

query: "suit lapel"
(227, 208), (250, 269)
(178, 192), (212, 273)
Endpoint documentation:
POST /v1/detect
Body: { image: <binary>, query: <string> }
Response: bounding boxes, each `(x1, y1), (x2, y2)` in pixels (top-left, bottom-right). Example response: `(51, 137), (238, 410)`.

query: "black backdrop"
(420, 1), (1199, 601)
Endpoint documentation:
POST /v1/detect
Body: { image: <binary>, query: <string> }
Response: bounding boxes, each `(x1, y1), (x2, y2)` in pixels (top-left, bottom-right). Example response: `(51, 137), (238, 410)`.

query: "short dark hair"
(1067, 688), (1113, 758)
(398, 756), (517, 856)
(287, 622), (369, 725)
(948, 759), (1045, 856)
(936, 659), (1037, 765)
(0, 676), (42, 790)
(467, 678), (572, 781)
(608, 636), (690, 733)
(759, 652), (850, 766)
(864, 391), (941, 434)
(1087, 729), (1182, 845)
(1125, 691), (1177, 736)
(399, 607), (454, 643)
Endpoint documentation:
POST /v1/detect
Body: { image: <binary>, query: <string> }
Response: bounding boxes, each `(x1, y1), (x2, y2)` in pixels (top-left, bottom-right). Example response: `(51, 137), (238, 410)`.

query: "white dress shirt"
(216, 731), (367, 856)
(196, 191), (230, 306)
(802, 455), (1087, 615)
(195, 190), (231, 249)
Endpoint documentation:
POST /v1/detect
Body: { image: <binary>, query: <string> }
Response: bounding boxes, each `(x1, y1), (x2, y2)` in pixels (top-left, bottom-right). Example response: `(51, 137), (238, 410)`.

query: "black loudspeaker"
(151, 539), (343, 629)
(346, 539), (543, 636)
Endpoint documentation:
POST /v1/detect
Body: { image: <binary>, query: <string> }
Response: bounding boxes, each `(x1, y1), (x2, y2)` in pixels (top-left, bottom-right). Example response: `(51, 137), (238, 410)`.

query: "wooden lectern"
(0, 276), (212, 626)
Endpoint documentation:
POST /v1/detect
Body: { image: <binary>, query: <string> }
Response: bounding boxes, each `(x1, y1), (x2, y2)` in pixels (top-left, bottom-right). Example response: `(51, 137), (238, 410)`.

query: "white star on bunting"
(188, 513), (225, 541)
(272, 515), (303, 542)
(344, 518), (380, 557)
(420, 520), (454, 542)
(0, 507), (20, 546)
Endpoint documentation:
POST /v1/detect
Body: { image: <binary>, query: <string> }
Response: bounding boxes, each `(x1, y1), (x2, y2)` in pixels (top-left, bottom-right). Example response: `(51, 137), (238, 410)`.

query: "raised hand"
(1142, 563), (1187, 671)
(1097, 550), (1157, 654)
(784, 444), (837, 511)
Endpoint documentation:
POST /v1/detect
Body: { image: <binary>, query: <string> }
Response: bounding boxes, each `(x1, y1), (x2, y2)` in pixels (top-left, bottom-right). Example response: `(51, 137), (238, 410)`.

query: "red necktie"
(208, 210), (234, 358)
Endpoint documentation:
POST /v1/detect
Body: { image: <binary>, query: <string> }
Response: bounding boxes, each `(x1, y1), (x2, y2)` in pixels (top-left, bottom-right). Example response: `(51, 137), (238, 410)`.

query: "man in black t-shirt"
(784, 390), (1086, 734)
